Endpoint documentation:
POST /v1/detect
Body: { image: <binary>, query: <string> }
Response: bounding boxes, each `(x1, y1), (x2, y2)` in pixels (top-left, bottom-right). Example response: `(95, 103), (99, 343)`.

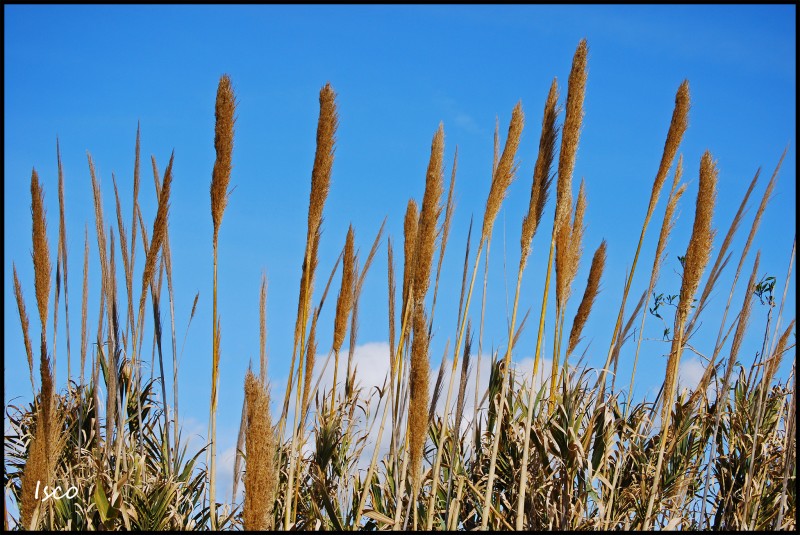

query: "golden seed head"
(483, 103), (524, 242)
(555, 39), (588, 233)
(211, 74), (237, 240)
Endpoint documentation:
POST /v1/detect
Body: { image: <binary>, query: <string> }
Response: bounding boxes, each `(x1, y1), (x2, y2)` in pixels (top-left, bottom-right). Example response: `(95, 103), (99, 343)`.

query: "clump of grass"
(6, 38), (795, 533)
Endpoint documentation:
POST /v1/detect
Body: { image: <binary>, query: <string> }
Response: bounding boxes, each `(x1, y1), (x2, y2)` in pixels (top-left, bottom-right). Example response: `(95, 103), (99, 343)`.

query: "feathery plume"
(567, 179), (587, 298)
(31, 169), (51, 341)
(677, 153), (717, 324)
(555, 180), (586, 308)
(402, 199), (419, 320)
(567, 240), (606, 357)
(413, 125), (445, 305)
(243, 371), (278, 531)
(408, 305), (430, 500)
(307, 83), (338, 243)
(554, 39), (588, 233)
(482, 103), (524, 242)
(210, 74), (237, 244)
(13, 264), (36, 393)
(521, 79), (559, 267)
(644, 80), (690, 226)
(662, 151), (717, 425)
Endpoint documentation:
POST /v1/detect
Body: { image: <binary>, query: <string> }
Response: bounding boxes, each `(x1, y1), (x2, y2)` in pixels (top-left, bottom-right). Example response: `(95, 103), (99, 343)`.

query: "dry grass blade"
(429, 148), (458, 336)
(453, 320), (473, 438)
(623, 158), (686, 409)
(56, 139), (72, 382)
(388, 237), (397, 363)
(137, 151), (174, 351)
(81, 225), (89, 385)
(56, 139), (68, 291)
(113, 173), (135, 340)
(302, 309), (319, 418)
(429, 344), (449, 425)
(131, 123), (141, 276)
(456, 218), (473, 341)
(88, 153), (113, 342)
(357, 217), (386, 294)
(764, 319), (795, 389)
(260, 272), (268, 383)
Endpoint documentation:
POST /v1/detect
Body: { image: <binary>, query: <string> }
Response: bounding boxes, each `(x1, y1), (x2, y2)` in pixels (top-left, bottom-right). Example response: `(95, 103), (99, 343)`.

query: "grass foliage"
(5, 40), (795, 530)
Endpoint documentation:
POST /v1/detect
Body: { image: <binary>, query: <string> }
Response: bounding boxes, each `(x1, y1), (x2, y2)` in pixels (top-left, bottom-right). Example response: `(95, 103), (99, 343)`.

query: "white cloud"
(678, 356), (705, 394)
(454, 112), (481, 134)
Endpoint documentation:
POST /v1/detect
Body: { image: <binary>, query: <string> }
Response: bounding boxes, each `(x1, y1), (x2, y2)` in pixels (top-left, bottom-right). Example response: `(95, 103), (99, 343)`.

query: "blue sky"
(4, 4), (796, 507)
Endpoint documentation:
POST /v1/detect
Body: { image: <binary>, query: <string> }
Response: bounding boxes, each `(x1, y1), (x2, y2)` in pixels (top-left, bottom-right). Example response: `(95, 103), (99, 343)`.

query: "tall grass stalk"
(530, 40), (587, 421)
(644, 150), (717, 528)
(595, 80), (690, 397)
(283, 82), (337, 530)
(209, 73), (236, 530)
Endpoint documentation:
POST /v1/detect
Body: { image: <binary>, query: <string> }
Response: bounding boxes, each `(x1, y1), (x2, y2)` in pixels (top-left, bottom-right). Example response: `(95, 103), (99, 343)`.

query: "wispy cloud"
(678, 356), (705, 393)
(435, 94), (486, 136)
